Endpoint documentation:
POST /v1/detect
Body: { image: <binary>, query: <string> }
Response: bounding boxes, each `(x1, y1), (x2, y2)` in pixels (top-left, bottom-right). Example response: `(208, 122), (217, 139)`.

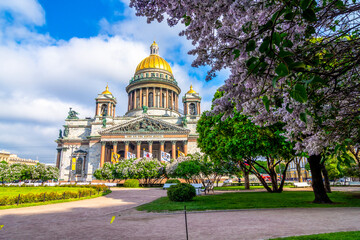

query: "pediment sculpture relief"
(116, 119), (172, 132)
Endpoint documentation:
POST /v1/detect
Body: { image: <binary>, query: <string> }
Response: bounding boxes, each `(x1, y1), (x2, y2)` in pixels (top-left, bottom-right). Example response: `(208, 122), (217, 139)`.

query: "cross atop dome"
(150, 41), (159, 55)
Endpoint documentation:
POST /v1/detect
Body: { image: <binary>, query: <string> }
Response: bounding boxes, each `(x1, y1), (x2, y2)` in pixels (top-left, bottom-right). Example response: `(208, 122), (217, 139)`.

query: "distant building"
(286, 157), (311, 182)
(0, 150), (39, 165)
(55, 42), (202, 182)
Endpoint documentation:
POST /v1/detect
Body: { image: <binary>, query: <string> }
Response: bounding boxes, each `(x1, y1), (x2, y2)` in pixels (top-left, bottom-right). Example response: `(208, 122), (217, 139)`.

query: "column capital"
(124, 141), (130, 146)
(112, 141), (118, 145)
(136, 141), (141, 146)
(171, 141), (176, 145)
(148, 140), (153, 145)
(160, 141), (165, 145)
(183, 140), (188, 144)
(101, 142), (106, 146)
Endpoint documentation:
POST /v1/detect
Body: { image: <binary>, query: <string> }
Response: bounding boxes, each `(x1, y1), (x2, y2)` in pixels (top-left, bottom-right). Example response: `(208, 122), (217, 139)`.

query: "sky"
(0, 0), (227, 164)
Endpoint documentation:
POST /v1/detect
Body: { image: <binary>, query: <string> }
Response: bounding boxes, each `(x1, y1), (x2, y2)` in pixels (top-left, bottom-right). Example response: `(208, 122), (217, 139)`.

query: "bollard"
(63, 192), (65, 200)
(98, 189), (100, 195)
(79, 192), (81, 198)
(43, 193), (46, 202)
(17, 194), (20, 206)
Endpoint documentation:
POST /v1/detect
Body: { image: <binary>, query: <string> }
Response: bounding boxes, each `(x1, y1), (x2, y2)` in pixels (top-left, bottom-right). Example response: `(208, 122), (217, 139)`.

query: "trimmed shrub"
(123, 179), (140, 188)
(0, 187), (105, 206)
(167, 183), (196, 202)
(166, 179), (181, 184)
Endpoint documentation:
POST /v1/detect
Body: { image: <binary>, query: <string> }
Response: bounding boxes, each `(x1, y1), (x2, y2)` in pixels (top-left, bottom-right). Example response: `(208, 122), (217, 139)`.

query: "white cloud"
(0, 0), (45, 26)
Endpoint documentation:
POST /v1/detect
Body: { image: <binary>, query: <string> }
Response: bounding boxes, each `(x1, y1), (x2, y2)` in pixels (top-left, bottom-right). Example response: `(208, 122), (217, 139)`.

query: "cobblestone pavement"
(1, 187), (360, 240)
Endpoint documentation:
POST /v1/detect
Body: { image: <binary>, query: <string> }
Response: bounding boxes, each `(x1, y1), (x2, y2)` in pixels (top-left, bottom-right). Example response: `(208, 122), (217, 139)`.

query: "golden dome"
(135, 55), (173, 74)
(135, 42), (173, 74)
(102, 84), (112, 95)
(187, 85), (197, 94)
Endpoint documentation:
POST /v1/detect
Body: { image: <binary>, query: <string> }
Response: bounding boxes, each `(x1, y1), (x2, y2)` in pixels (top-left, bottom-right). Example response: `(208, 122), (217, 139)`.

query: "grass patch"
(214, 186), (266, 190)
(271, 231), (360, 239)
(0, 186), (92, 197)
(136, 191), (360, 212)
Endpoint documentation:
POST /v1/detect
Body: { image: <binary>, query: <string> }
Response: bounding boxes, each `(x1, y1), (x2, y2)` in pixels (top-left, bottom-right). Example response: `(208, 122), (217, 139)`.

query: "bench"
(190, 183), (203, 195)
(293, 182), (310, 188)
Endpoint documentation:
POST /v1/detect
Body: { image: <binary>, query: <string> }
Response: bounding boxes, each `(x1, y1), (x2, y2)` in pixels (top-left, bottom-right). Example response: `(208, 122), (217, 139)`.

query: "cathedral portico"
(56, 42), (201, 181)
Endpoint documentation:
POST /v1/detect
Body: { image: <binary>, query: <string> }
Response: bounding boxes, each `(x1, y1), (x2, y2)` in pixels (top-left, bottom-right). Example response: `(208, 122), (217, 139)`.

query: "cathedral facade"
(55, 42), (202, 181)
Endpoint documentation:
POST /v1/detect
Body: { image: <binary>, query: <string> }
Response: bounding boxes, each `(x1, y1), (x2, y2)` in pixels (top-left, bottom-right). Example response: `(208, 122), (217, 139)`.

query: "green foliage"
(123, 179), (139, 188)
(167, 183), (196, 202)
(165, 179), (181, 184)
(197, 92), (297, 192)
(172, 160), (201, 181)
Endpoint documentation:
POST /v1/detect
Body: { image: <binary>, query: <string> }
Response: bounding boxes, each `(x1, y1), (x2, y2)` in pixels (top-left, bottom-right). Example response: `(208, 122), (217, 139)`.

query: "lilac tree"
(130, 0), (360, 203)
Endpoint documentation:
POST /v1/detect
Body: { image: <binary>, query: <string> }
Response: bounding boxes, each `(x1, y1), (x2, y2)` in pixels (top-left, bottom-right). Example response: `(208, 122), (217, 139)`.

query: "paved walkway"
(0, 188), (360, 240)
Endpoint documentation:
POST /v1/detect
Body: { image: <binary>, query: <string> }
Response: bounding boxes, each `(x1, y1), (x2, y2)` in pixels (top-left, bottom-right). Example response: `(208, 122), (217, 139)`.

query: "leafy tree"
(172, 159), (201, 183)
(130, 0), (360, 203)
(0, 161), (11, 183)
(93, 163), (114, 181)
(133, 158), (167, 185)
(197, 94), (296, 192)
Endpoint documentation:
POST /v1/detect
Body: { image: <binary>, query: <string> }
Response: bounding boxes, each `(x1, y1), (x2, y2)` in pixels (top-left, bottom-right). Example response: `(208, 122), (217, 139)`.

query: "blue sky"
(0, 0), (227, 164)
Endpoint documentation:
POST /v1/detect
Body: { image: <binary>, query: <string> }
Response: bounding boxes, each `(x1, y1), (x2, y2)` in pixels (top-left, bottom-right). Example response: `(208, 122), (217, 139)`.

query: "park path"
(0, 188), (360, 240)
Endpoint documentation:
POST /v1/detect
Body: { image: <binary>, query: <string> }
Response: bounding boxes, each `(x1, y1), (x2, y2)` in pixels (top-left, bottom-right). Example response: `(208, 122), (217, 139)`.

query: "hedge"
(124, 179), (140, 188)
(0, 187), (110, 206)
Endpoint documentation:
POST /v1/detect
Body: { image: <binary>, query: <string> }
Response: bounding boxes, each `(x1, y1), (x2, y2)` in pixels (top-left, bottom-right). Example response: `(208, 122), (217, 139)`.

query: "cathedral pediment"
(100, 115), (190, 135)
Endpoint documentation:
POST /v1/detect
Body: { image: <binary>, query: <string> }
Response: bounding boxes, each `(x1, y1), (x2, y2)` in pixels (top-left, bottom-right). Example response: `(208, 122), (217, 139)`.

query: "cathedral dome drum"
(125, 42), (181, 117)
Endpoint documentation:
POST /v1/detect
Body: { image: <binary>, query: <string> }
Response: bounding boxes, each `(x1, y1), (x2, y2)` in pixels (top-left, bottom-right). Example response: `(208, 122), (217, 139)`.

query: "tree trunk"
(243, 169), (250, 190)
(248, 164), (273, 192)
(308, 154), (332, 203)
(278, 161), (290, 193)
(321, 163), (331, 193)
(296, 161), (302, 182)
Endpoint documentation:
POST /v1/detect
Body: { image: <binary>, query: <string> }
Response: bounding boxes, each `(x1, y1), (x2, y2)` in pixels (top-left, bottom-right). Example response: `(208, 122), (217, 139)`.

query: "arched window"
(75, 157), (83, 175)
(100, 104), (108, 116)
(146, 73), (149, 77)
(160, 74), (163, 78)
(189, 103), (197, 115)
(148, 92), (154, 107)
(151, 73), (155, 77)
(162, 93), (165, 108)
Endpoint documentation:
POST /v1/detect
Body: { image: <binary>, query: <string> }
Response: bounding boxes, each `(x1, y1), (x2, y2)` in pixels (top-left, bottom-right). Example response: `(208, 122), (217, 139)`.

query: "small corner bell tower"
(183, 85), (201, 116)
(95, 84), (117, 118)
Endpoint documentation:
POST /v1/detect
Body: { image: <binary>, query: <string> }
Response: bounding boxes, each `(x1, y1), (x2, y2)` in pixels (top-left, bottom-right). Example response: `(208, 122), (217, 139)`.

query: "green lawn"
(271, 231), (360, 240)
(137, 191), (360, 212)
(0, 186), (91, 197)
(214, 186), (267, 190)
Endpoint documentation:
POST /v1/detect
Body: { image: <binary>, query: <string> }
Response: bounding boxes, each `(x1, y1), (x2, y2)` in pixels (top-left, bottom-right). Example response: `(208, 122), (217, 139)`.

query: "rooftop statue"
(142, 105), (148, 114)
(67, 108), (79, 120)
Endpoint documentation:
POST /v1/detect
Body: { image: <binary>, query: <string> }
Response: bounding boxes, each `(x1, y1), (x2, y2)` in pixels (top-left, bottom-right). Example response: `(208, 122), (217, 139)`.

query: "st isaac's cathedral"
(55, 42), (202, 181)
